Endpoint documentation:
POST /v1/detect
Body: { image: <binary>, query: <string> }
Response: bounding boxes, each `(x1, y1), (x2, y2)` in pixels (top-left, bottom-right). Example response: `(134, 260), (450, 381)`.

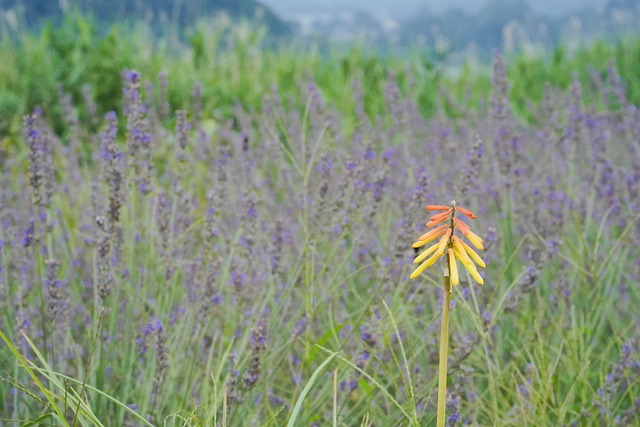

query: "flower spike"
(417, 202), (486, 427)
(410, 200), (486, 285)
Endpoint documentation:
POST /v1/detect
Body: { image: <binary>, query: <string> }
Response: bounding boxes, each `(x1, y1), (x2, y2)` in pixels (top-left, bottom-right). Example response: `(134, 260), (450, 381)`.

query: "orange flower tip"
(456, 206), (477, 219)
(425, 205), (451, 211)
(454, 217), (466, 225)
(456, 226), (469, 236)
(417, 225), (447, 243)
(429, 210), (452, 222)
(454, 217), (470, 231)
(426, 217), (449, 227)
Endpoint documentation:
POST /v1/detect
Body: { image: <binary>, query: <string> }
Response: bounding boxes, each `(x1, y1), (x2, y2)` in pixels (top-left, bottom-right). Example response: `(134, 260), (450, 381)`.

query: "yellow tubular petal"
(411, 225), (447, 248)
(413, 235), (443, 248)
(467, 265), (484, 285)
(414, 243), (439, 264)
(410, 252), (443, 279)
(412, 240), (427, 248)
(467, 228), (483, 243)
(436, 229), (452, 255)
(411, 248), (448, 278)
(410, 260), (431, 279)
(452, 236), (472, 265)
(448, 249), (459, 286)
(466, 232), (484, 250)
(467, 228), (484, 244)
(421, 249), (446, 270)
(460, 238), (486, 268)
(413, 232), (446, 248)
(460, 260), (483, 284)
(461, 258), (479, 274)
(453, 244), (471, 267)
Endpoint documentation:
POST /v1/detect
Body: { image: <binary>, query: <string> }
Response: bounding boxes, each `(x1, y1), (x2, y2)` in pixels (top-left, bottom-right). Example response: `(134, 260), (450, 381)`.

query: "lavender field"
(1, 24), (640, 426)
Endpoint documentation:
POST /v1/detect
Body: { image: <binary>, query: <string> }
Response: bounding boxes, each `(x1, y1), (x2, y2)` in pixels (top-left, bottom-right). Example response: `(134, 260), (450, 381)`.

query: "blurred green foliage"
(508, 40), (640, 121)
(1, 13), (639, 139)
(2, 0), (291, 36)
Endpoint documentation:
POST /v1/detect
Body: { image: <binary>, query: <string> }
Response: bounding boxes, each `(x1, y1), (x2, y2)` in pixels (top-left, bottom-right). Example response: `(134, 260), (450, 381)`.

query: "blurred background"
(2, 0), (639, 60)
(1, 0), (639, 136)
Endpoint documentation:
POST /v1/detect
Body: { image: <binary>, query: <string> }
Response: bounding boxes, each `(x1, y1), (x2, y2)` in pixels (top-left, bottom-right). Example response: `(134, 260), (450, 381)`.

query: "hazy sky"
(259, 0), (609, 19)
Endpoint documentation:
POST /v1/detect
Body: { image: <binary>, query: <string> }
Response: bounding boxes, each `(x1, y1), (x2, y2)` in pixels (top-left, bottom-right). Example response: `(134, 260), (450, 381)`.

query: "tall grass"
(1, 17), (640, 426)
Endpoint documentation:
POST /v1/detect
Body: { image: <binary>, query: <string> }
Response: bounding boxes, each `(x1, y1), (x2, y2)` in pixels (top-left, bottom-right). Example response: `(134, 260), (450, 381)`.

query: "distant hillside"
(398, 0), (640, 55)
(1, 0), (292, 36)
(277, 0), (639, 59)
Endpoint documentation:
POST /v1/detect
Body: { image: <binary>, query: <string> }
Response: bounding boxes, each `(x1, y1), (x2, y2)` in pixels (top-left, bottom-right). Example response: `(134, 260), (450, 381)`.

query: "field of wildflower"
(1, 16), (640, 426)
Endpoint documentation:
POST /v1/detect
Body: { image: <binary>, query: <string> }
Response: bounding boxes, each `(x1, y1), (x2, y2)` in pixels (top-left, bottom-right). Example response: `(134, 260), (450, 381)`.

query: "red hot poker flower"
(410, 201), (486, 285)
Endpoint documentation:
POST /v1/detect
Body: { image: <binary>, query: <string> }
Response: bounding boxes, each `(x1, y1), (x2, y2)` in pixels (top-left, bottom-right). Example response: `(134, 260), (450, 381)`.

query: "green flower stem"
(437, 274), (452, 427)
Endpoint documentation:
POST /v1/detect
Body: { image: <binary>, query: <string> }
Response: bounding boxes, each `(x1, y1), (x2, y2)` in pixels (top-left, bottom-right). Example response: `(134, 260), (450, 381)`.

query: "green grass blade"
(0, 328), (70, 426)
(287, 351), (338, 427)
